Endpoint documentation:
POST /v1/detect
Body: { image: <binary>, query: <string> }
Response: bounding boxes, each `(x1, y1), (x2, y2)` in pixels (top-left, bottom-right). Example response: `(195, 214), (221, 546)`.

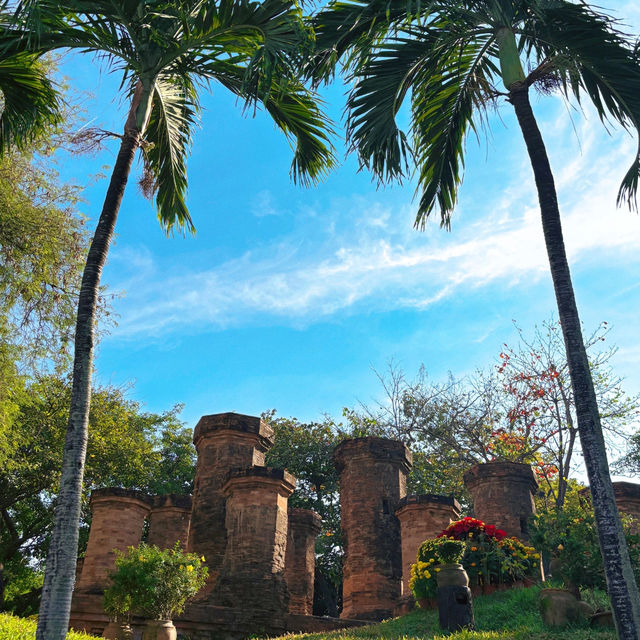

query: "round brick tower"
(334, 437), (412, 621)
(464, 462), (538, 540)
(187, 412), (274, 593)
(285, 508), (323, 615)
(395, 494), (461, 600)
(76, 488), (152, 593)
(148, 494), (192, 550)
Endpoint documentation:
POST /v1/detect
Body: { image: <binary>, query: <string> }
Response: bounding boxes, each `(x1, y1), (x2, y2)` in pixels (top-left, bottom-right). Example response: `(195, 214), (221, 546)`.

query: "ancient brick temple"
(464, 461), (538, 540)
(70, 413), (359, 639)
(74, 410), (623, 638)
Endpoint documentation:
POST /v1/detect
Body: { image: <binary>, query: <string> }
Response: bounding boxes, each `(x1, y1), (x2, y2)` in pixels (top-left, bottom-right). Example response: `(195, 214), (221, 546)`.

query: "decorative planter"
(102, 621), (133, 640)
(538, 588), (592, 627)
(141, 619), (177, 640)
(436, 563), (469, 588)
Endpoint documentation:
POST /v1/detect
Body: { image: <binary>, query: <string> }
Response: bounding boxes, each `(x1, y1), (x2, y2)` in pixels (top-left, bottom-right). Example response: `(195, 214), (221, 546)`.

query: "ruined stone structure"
(148, 494), (192, 550)
(396, 494), (461, 599)
(334, 437), (412, 621)
(464, 462), (538, 540)
(213, 466), (296, 625)
(285, 508), (323, 615)
(71, 414), (549, 639)
(188, 412), (274, 594)
(75, 488), (152, 593)
(612, 482), (640, 527)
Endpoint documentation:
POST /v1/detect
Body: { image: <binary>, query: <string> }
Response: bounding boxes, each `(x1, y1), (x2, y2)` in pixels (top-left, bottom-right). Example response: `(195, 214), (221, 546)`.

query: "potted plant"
(107, 543), (208, 640)
(102, 586), (133, 640)
(435, 540), (467, 587)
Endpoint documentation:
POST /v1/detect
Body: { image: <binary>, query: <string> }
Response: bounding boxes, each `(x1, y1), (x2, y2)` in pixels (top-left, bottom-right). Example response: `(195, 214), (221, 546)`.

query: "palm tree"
(311, 0), (640, 636)
(6, 2), (335, 639)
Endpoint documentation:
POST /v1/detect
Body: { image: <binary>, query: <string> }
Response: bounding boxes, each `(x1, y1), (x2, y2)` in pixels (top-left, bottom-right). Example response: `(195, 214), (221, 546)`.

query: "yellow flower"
(468, 533), (473, 538)
(201, 556), (206, 562)
(557, 544), (564, 551)
(435, 568), (441, 573)
(186, 565), (194, 572)
(179, 565), (184, 570)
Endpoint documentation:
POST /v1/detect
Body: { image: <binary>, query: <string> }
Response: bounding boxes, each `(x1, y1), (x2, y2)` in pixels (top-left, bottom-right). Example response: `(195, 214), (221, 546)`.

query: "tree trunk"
(509, 83), (640, 639)
(35, 86), (146, 640)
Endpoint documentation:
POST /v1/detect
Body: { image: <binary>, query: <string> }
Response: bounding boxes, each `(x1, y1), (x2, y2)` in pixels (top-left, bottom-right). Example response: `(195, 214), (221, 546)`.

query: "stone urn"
(141, 620), (177, 640)
(436, 563), (469, 588)
(436, 564), (474, 632)
(539, 588), (592, 627)
(102, 621), (133, 640)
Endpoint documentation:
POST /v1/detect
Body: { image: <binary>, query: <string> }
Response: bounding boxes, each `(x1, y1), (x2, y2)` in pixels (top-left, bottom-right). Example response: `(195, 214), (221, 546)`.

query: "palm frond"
(520, 1), (640, 210)
(143, 74), (199, 234)
(411, 32), (496, 228)
(0, 52), (62, 153)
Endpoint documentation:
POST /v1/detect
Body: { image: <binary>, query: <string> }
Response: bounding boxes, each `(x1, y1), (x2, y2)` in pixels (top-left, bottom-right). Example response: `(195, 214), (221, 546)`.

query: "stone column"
(285, 508), (322, 615)
(395, 494), (461, 598)
(76, 488), (152, 593)
(334, 437), (412, 621)
(613, 482), (640, 532)
(213, 467), (296, 623)
(187, 412), (274, 592)
(148, 494), (192, 550)
(464, 462), (538, 540)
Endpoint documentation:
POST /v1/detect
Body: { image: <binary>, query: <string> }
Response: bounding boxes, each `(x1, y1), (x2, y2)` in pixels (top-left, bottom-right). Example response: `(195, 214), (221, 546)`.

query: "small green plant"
(104, 543), (208, 620)
(436, 539), (466, 564)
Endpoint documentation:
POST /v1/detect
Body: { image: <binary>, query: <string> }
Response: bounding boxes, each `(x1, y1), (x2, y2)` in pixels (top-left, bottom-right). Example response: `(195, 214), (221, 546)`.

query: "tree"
(496, 320), (639, 510)
(6, 3), (335, 637)
(0, 375), (195, 614)
(312, 1), (640, 633)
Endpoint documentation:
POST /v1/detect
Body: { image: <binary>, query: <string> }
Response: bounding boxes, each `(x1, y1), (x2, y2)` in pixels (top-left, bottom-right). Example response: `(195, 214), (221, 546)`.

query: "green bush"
(104, 543), (208, 620)
(530, 500), (640, 591)
(435, 539), (466, 564)
(0, 613), (99, 640)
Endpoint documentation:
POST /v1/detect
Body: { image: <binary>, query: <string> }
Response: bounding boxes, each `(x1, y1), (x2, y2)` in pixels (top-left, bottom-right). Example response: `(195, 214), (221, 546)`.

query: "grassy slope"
(0, 614), (98, 640)
(287, 587), (616, 640)
(0, 587), (615, 640)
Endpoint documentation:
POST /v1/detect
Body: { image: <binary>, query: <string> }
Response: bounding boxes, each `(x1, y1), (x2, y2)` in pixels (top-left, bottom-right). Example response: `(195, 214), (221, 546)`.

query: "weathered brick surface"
(213, 467), (296, 625)
(334, 437), (412, 621)
(148, 494), (192, 550)
(75, 488), (152, 593)
(285, 508), (322, 615)
(464, 462), (537, 540)
(396, 494), (461, 598)
(612, 482), (640, 532)
(188, 412), (274, 594)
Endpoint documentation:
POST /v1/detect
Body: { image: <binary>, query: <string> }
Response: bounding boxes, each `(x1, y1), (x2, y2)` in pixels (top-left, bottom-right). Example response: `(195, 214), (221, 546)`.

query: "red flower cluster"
(438, 516), (507, 542)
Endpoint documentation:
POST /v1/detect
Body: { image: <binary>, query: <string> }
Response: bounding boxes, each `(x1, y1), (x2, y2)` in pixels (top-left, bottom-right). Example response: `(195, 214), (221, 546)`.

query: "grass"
(0, 587), (615, 640)
(280, 586), (616, 640)
(0, 613), (99, 640)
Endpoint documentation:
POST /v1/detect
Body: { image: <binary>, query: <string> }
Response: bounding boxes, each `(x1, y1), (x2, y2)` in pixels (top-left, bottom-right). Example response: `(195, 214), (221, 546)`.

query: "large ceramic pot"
(436, 563), (469, 589)
(141, 619), (177, 640)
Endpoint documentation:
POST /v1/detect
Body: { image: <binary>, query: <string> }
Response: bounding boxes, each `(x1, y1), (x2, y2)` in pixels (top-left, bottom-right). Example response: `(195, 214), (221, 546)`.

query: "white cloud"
(108, 102), (640, 338)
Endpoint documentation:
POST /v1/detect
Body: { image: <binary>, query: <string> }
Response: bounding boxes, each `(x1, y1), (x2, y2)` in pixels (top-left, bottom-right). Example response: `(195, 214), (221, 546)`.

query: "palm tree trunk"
(509, 83), (640, 639)
(35, 86), (146, 640)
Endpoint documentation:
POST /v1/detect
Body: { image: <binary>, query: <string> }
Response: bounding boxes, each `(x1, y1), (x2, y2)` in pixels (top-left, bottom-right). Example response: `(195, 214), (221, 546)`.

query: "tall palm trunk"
(36, 84), (147, 640)
(509, 83), (640, 639)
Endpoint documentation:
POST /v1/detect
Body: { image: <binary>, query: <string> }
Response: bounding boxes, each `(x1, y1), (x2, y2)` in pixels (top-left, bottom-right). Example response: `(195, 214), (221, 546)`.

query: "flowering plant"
(409, 517), (540, 602)
(104, 543), (208, 620)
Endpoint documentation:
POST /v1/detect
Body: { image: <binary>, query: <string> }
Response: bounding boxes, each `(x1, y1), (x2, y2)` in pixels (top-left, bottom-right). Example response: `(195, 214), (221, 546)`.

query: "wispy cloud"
(109, 106), (640, 339)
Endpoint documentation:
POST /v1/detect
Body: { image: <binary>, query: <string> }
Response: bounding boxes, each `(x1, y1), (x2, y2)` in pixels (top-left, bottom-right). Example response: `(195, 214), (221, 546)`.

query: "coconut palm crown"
(311, 0), (640, 637)
(3, 3), (335, 640)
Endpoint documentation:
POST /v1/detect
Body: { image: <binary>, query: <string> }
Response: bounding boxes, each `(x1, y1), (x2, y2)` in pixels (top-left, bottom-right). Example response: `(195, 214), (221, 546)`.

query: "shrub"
(104, 543), (208, 620)
(436, 540), (466, 564)
(530, 500), (640, 591)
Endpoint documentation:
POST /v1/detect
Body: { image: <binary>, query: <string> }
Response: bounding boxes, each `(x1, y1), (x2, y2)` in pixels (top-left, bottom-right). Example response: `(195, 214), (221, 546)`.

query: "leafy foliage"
(104, 543), (208, 620)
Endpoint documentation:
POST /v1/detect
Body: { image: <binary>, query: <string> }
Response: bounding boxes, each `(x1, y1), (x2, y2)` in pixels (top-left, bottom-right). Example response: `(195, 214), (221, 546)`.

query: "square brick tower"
(187, 412), (274, 596)
(334, 437), (412, 621)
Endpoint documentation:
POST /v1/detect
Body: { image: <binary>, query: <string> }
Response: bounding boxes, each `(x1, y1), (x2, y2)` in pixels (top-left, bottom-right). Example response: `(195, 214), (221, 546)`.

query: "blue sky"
(56, 1), (640, 473)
